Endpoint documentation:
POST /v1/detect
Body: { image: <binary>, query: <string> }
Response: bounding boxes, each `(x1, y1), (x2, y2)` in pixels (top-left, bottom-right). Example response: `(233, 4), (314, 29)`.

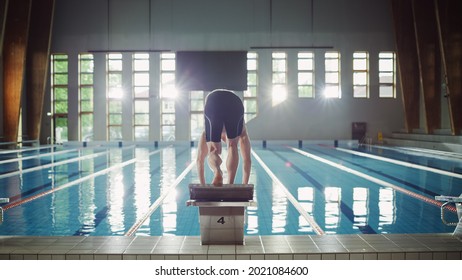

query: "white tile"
(107, 255), (122, 260)
(165, 255), (179, 260)
(404, 252), (419, 260)
(193, 255), (207, 260)
(236, 255), (250, 260)
(363, 253), (377, 260)
(446, 252), (461, 260)
(136, 254), (151, 260)
(264, 254), (278, 260)
(391, 253), (405, 260)
(307, 254), (321, 260)
(250, 254), (264, 260)
(80, 254), (94, 260)
(279, 254), (293, 260)
(23, 254), (38, 260)
(349, 253), (363, 260)
(222, 254), (236, 260)
(377, 253), (392, 260)
(321, 254), (335, 260)
(65, 254), (80, 260)
(419, 252), (433, 260)
(293, 254), (307, 260)
(335, 253), (349, 260)
(38, 254), (52, 260)
(207, 255), (222, 260)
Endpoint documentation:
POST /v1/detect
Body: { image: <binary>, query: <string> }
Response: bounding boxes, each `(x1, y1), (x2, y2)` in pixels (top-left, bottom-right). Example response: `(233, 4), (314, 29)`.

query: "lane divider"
(0, 150), (109, 180)
(124, 160), (195, 236)
(251, 150), (325, 235)
(0, 145), (53, 155)
(290, 146), (457, 213)
(3, 147), (166, 211)
(336, 147), (462, 179)
(0, 148), (79, 165)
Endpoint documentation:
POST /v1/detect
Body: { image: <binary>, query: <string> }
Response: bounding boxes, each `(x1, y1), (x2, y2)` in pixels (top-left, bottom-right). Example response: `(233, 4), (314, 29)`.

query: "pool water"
(0, 142), (460, 236)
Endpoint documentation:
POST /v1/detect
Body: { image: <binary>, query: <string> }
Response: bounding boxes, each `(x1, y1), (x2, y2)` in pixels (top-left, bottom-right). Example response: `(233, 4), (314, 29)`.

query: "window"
(133, 53), (150, 141)
(298, 52), (314, 98)
(324, 51), (341, 98)
(379, 52), (396, 98)
(272, 52), (287, 106)
(190, 91), (205, 141)
(107, 53), (123, 141)
(79, 53), (94, 141)
(51, 54), (69, 143)
(160, 53), (176, 141)
(353, 52), (369, 98)
(244, 52), (258, 122)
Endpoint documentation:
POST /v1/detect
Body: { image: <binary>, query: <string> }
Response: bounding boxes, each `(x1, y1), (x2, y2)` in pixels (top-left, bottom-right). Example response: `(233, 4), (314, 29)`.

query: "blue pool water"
(0, 142), (460, 236)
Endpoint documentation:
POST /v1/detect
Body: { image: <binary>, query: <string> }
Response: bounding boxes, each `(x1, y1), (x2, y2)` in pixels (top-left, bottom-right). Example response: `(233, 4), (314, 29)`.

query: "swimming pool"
(0, 141), (460, 236)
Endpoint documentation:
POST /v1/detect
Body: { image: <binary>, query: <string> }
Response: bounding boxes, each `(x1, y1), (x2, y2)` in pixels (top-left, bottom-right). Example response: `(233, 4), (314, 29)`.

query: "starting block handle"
(0, 198), (9, 204)
(186, 200), (256, 207)
(435, 195), (462, 227)
(435, 195), (462, 203)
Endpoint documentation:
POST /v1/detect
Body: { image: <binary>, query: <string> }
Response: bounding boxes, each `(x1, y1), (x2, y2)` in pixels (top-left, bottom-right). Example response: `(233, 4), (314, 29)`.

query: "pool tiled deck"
(0, 234), (461, 260)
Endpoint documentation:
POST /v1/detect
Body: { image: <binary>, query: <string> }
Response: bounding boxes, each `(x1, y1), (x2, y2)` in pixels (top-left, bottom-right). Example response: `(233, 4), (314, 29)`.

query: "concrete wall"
(39, 0), (404, 142)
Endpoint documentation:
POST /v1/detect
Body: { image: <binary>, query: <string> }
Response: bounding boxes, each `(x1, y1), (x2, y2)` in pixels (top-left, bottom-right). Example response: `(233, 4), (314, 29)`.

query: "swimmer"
(196, 89), (252, 186)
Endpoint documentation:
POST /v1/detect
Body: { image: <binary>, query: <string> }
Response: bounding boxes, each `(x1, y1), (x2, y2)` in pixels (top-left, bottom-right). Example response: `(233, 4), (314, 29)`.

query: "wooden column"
(25, 0), (55, 141)
(2, 0), (32, 143)
(412, 0), (441, 134)
(435, 0), (462, 135)
(0, 0), (7, 52)
(391, 0), (420, 133)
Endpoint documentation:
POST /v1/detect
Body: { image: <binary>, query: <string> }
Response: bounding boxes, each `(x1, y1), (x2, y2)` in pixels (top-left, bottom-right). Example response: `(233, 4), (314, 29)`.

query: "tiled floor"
(0, 234), (461, 260)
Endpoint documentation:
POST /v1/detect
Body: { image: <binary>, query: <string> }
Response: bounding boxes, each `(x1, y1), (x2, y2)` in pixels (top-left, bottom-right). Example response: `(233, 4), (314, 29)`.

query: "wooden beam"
(391, 0), (420, 133)
(0, 0), (7, 53)
(435, 0), (462, 135)
(413, 0), (441, 134)
(25, 0), (55, 141)
(2, 0), (32, 143)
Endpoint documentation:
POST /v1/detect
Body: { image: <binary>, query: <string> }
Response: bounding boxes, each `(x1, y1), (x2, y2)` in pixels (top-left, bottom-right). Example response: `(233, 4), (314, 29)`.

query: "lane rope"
(3, 147), (166, 211)
(251, 150), (325, 235)
(290, 146), (456, 213)
(336, 147), (462, 179)
(125, 160), (195, 236)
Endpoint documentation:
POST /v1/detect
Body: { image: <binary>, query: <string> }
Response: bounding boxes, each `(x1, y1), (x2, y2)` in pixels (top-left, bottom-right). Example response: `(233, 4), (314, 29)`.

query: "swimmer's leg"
(207, 141), (223, 186)
(226, 137), (239, 184)
(239, 127), (251, 184)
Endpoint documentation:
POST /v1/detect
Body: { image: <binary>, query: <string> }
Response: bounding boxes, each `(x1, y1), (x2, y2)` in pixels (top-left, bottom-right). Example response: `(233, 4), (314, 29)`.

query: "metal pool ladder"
(186, 184), (255, 245)
(0, 197), (9, 223)
(435, 194), (462, 237)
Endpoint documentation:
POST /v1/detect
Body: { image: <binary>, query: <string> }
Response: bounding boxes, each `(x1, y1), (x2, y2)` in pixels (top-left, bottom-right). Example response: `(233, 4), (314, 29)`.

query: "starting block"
(0, 197), (9, 223)
(186, 184), (255, 245)
(435, 194), (462, 237)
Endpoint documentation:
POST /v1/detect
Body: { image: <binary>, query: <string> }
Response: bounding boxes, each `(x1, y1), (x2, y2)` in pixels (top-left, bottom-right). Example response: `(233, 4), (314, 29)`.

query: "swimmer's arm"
(196, 131), (208, 185)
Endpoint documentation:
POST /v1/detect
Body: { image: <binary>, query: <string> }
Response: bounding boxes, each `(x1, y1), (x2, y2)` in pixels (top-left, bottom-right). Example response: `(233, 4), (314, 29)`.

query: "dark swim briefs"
(204, 89), (244, 142)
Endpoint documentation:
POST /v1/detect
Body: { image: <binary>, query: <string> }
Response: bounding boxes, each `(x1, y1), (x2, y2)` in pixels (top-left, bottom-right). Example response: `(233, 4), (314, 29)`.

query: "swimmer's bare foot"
(212, 171), (223, 186)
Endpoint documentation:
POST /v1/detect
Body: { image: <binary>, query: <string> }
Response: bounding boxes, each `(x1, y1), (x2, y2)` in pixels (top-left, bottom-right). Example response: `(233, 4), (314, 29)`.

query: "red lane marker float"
(290, 146), (457, 213)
